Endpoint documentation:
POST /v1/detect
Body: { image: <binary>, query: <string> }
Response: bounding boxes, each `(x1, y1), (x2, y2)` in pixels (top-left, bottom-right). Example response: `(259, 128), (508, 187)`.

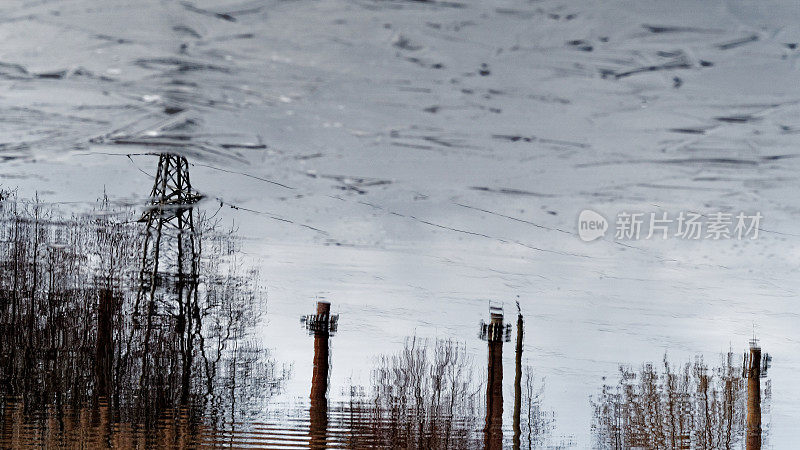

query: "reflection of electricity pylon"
(138, 154), (203, 297)
(134, 153), (203, 403)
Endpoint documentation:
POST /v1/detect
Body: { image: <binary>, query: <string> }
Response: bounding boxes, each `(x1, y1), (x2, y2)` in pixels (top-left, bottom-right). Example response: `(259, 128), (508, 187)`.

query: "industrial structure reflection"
(0, 156), (774, 447)
(0, 154), (287, 446)
(479, 305), (512, 449)
(302, 300), (338, 449)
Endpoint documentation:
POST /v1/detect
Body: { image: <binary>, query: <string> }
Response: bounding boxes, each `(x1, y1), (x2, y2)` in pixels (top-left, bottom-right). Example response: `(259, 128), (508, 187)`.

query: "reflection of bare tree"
(343, 338), (481, 449)
(337, 337), (558, 449)
(0, 193), (123, 413)
(520, 365), (556, 449)
(0, 184), (288, 445)
(511, 304), (558, 449)
(592, 351), (771, 449)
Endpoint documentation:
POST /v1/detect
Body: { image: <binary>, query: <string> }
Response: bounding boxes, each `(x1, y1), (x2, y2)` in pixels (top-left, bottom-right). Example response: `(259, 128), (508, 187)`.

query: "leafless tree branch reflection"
(592, 351), (771, 450)
(0, 189), (289, 446)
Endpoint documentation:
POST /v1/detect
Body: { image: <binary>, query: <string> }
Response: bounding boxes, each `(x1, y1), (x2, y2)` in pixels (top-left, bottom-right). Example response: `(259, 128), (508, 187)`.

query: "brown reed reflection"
(0, 399), (219, 448)
(592, 343), (771, 450)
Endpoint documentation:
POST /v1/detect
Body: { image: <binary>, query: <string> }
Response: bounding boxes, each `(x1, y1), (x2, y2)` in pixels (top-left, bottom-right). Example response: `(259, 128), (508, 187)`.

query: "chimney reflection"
(746, 340), (764, 450)
(480, 305), (511, 450)
(302, 300), (339, 449)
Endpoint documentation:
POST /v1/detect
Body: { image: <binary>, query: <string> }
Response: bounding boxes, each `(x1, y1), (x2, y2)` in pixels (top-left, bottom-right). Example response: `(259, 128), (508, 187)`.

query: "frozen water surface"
(0, 0), (798, 447)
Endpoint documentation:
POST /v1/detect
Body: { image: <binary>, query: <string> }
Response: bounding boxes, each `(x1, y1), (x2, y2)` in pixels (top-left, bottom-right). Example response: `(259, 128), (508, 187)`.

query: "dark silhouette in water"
(745, 340), (770, 450)
(310, 303), (330, 449)
(1, 175), (566, 448)
(336, 332), (557, 449)
(354, 337), (483, 449)
(482, 307), (507, 450)
(0, 155), (288, 446)
(303, 300), (338, 449)
(5, 158), (765, 448)
(592, 346), (771, 449)
(513, 301), (524, 450)
(95, 288), (115, 400)
(131, 153), (203, 414)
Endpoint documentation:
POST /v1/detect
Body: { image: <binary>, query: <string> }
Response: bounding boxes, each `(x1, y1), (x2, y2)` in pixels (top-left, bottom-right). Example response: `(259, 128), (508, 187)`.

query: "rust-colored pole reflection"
(309, 301), (330, 449)
(513, 306), (523, 450)
(95, 289), (113, 399)
(485, 311), (504, 450)
(746, 343), (761, 450)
